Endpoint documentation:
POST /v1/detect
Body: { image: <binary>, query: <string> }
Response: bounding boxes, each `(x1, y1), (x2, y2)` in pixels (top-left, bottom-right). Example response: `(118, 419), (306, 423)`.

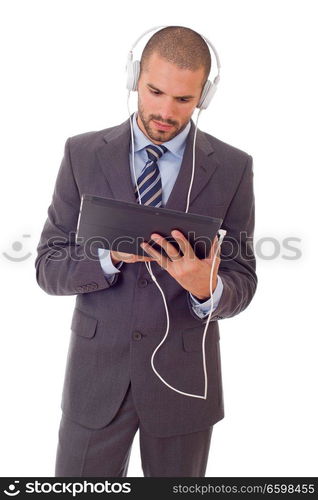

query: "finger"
(140, 242), (170, 270)
(127, 252), (156, 263)
(150, 233), (182, 262)
(118, 253), (135, 262)
(208, 235), (219, 259)
(114, 247), (155, 258)
(116, 252), (154, 263)
(171, 229), (195, 260)
(135, 256), (156, 262)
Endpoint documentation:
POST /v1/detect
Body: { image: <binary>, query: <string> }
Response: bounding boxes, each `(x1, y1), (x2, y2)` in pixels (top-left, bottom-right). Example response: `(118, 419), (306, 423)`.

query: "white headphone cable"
(127, 91), (225, 399)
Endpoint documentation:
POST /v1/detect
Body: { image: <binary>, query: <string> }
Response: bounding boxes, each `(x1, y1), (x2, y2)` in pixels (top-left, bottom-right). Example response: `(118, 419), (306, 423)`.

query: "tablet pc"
(76, 194), (223, 259)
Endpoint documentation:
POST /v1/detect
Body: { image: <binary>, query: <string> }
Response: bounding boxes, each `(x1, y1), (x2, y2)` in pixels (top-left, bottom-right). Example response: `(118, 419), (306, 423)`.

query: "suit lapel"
(96, 118), (137, 204)
(96, 117), (221, 212)
(165, 122), (220, 212)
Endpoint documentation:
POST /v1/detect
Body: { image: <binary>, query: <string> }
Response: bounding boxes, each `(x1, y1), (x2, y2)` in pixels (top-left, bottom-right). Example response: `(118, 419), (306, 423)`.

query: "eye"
(178, 97), (190, 103)
(149, 89), (161, 95)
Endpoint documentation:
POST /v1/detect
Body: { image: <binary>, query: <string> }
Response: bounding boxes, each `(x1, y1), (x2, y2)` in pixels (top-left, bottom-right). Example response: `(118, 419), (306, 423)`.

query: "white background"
(1, 0), (317, 477)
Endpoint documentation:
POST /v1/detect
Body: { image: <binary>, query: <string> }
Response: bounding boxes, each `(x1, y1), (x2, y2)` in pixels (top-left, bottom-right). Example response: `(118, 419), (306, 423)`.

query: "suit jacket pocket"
(182, 324), (220, 352)
(71, 308), (98, 339)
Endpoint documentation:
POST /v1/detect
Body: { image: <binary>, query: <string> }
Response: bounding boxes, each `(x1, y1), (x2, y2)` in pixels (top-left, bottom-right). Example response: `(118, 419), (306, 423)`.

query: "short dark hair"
(140, 26), (211, 84)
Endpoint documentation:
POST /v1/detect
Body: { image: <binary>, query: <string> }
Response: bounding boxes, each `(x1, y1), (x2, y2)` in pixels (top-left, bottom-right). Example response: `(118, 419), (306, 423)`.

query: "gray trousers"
(55, 382), (213, 477)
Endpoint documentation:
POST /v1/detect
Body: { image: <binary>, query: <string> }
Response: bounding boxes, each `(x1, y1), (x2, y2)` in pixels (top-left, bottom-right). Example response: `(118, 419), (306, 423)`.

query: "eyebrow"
(147, 83), (195, 100)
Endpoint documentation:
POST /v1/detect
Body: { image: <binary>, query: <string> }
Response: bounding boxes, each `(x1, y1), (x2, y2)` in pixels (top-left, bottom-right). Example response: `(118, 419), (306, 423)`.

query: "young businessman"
(35, 26), (257, 477)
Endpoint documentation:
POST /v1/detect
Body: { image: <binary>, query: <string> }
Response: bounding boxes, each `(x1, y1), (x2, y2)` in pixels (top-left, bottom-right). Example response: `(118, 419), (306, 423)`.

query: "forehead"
(140, 52), (205, 94)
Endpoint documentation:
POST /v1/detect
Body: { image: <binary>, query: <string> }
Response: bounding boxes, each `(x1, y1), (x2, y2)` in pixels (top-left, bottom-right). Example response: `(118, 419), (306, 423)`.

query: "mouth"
(152, 119), (174, 131)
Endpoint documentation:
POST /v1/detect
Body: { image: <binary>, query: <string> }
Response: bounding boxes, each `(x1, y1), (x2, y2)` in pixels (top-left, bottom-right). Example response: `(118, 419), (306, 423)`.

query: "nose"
(159, 97), (177, 122)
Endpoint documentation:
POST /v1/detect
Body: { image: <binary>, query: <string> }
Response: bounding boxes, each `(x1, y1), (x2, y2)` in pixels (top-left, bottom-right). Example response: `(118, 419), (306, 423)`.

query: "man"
(35, 26), (257, 477)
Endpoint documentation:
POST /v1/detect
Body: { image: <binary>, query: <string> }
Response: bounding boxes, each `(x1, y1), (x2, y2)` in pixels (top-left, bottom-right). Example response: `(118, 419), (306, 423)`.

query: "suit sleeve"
(34, 138), (119, 295)
(189, 275), (224, 317)
(188, 154), (257, 322)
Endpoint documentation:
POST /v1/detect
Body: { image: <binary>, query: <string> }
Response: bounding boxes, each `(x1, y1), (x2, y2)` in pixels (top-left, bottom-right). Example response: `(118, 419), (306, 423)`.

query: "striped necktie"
(134, 144), (168, 207)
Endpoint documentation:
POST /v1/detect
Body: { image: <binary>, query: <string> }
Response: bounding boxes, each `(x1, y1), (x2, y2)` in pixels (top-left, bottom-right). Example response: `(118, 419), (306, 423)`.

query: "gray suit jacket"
(35, 117), (257, 437)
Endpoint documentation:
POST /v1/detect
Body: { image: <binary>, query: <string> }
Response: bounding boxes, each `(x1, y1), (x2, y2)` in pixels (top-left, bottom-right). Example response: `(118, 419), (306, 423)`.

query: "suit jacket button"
(138, 278), (148, 288)
(132, 331), (142, 341)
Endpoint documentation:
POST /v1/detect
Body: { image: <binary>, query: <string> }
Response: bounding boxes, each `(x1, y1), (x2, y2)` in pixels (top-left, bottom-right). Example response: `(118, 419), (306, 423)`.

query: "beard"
(137, 99), (189, 144)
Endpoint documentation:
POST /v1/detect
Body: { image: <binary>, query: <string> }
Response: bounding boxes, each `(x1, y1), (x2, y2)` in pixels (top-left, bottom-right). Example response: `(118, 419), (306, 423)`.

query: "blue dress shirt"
(98, 112), (223, 318)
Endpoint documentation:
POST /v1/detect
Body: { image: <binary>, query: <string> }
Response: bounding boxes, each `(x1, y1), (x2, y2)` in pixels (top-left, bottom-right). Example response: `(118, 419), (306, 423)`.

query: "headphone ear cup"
(132, 60), (140, 91)
(126, 60), (140, 91)
(197, 80), (217, 109)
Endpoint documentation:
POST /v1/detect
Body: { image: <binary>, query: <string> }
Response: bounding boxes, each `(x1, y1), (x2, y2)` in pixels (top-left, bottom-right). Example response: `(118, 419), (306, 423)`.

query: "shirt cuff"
(98, 248), (123, 281)
(189, 275), (224, 319)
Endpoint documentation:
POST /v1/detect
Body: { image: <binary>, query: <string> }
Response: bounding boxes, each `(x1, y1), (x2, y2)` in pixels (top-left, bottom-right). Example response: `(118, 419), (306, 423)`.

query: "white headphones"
(126, 25), (221, 110)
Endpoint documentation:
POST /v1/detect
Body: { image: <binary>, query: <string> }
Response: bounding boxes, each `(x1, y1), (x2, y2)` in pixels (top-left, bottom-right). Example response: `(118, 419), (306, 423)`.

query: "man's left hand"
(140, 230), (221, 300)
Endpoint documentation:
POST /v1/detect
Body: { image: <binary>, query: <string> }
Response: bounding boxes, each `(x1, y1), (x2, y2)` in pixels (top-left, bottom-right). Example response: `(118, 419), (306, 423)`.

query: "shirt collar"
(132, 111), (191, 158)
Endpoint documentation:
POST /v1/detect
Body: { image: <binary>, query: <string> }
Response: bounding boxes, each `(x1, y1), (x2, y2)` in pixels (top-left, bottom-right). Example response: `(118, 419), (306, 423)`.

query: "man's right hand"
(110, 250), (156, 265)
